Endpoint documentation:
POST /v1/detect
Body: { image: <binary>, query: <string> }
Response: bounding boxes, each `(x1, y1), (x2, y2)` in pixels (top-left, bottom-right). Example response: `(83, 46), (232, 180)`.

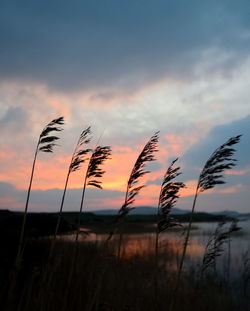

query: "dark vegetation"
(0, 209), (236, 233)
(1, 236), (249, 311)
(1, 117), (248, 311)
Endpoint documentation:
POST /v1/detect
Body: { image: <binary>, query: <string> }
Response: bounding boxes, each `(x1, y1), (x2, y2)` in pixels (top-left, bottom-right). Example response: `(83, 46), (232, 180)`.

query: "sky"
(0, 0), (250, 213)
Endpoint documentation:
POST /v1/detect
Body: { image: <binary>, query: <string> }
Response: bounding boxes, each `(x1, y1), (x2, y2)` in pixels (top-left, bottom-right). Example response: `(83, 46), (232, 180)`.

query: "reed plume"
(54, 127), (92, 239)
(227, 219), (241, 281)
(75, 145), (112, 241)
(108, 132), (159, 258)
(202, 219), (227, 274)
(16, 116), (65, 265)
(174, 135), (241, 295)
(155, 158), (185, 307)
(156, 158), (185, 264)
(202, 219), (241, 275)
(157, 158), (185, 234)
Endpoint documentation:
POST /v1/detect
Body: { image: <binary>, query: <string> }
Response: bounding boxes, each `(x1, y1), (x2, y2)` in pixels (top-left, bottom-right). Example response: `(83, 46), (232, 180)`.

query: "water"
(64, 219), (250, 275)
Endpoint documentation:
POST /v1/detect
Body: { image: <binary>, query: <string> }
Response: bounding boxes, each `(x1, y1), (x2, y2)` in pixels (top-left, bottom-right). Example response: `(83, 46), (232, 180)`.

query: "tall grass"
(155, 158), (185, 307)
(155, 158), (185, 265)
(2, 237), (249, 311)
(109, 132), (159, 257)
(16, 117), (64, 265)
(54, 127), (92, 239)
(226, 219), (241, 281)
(202, 219), (227, 275)
(201, 219), (240, 278)
(3, 124), (249, 311)
(75, 145), (112, 241)
(174, 135), (241, 298)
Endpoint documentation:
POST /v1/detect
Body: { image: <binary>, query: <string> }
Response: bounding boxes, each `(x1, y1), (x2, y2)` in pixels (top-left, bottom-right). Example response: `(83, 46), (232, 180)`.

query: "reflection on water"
(64, 220), (250, 273)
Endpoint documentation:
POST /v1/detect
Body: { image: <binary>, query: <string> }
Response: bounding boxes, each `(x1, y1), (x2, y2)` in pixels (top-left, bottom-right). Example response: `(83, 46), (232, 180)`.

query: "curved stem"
(154, 185), (162, 309)
(176, 187), (199, 284)
(54, 170), (71, 239)
(117, 182), (130, 259)
(16, 140), (40, 266)
(54, 134), (83, 240)
(75, 173), (88, 242)
(170, 184), (199, 310)
(155, 187), (162, 263)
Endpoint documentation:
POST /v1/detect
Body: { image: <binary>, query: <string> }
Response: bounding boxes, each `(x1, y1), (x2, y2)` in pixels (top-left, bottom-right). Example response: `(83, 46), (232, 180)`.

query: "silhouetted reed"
(3, 121), (249, 311)
(75, 145), (112, 241)
(201, 219), (241, 280)
(202, 219), (227, 274)
(155, 158), (185, 307)
(173, 135), (241, 304)
(54, 127), (92, 239)
(109, 132), (159, 257)
(155, 158), (185, 263)
(16, 117), (64, 265)
(227, 219), (241, 281)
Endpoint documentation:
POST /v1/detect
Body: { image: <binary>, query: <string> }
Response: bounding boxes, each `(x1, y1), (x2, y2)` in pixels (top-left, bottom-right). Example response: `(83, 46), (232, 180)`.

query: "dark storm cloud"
(0, 0), (250, 91)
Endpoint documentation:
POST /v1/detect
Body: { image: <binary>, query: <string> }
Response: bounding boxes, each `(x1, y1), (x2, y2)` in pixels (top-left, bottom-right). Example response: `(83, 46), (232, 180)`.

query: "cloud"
(213, 184), (246, 194)
(0, 106), (28, 135)
(1, 0), (250, 92)
(177, 187), (250, 213)
(225, 167), (250, 176)
(0, 181), (125, 212)
(174, 116), (250, 212)
(183, 114), (250, 171)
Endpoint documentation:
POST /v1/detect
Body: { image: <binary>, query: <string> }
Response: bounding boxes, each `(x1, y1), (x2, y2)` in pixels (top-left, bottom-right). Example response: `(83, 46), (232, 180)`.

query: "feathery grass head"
(158, 158), (185, 233)
(69, 127), (92, 173)
(87, 145), (112, 189)
(198, 135), (241, 192)
(39, 117), (65, 153)
(107, 132), (159, 240)
(119, 131), (159, 217)
(202, 219), (227, 273)
(202, 219), (241, 273)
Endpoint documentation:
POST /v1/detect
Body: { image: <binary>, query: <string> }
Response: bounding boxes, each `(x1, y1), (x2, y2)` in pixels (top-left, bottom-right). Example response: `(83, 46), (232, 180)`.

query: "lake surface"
(65, 219), (250, 277)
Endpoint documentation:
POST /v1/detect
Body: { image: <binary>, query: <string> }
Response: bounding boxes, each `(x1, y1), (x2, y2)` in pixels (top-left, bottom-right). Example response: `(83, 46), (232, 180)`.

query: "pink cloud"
(225, 167), (250, 176)
(213, 184), (246, 194)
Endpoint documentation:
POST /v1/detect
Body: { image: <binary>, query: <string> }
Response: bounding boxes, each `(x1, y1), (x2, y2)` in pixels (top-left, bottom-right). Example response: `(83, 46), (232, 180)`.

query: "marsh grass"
(155, 159), (185, 308)
(1, 236), (249, 311)
(3, 125), (248, 311)
(75, 145), (112, 242)
(54, 126), (92, 240)
(16, 116), (64, 266)
(174, 135), (241, 299)
(109, 132), (159, 258)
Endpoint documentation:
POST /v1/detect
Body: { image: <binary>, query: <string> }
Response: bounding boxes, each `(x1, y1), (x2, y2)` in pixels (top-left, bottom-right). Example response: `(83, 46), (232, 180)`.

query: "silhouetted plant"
(75, 145), (112, 241)
(201, 219), (241, 276)
(155, 158), (185, 306)
(16, 117), (65, 265)
(157, 159), (185, 234)
(202, 219), (227, 274)
(174, 135), (241, 296)
(54, 127), (92, 239)
(155, 158), (185, 253)
(227, 219), (241, 281)
(109, 132), (159, 257)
